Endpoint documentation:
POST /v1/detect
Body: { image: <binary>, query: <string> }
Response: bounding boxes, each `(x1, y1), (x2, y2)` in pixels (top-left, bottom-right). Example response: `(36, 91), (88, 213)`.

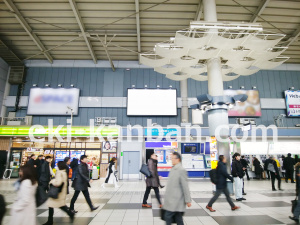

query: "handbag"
(160, 208), (183, 222)
(48, 182), (64, 199)
(292, 196), (298, 213)
(140, 163), (151, 177)
(36, 186), (48, 207)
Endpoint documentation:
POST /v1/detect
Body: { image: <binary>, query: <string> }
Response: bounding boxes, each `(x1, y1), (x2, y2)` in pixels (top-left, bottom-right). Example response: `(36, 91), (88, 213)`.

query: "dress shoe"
(160, 185), (165, 188)
(231, 206), (240, 211)
(68, 211), (75, 222)
(289, 216), (299, 223)
(236, 199), (242, 201)
(242, 193), (247, 195)
(142, 204), (152, 208)
(241, 198), (246, 200)
(272, 189), (277, 191)
(70, 209), (78, 214)
(206, 205), (216, 212)
(91, 206), (99, 212)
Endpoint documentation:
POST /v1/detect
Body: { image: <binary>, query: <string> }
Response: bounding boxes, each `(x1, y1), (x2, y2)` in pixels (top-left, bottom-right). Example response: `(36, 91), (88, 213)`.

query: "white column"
(180, 79), (189, 123)
(203, 0), (217, 22)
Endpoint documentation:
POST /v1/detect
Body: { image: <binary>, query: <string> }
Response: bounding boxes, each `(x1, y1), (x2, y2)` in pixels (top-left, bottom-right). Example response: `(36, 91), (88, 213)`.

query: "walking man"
(70, 155), (98, 214)
(163, 152), (191, 225)
(268, 156), (283, 191)
(206, 155), (240, 212)
(39, 156), (52, 192)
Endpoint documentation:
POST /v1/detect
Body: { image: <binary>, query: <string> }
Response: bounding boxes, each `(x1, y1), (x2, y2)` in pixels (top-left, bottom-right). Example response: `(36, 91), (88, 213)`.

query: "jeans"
(208, 188), (235, 208)
(70, 190), (93, 210)
(294, 192), (300, 219)
(270, 172), (281, 190)
(47, 206), (70, 223)
(234, 177), (243, 199)
(143, 186), (161, 205)
(164, 210), (184, 225)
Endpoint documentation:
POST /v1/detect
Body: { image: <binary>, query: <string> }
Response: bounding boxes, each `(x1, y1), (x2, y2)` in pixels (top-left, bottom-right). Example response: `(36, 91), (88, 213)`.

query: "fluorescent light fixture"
(240, 86), (245, 89)
(45, 84), (50, 87)
(70, 84), (74, 87)
(190, 21), (264, 31)
(126, 68), (130, 71)
(58, 84), (63, 87)
(132, 84), (135, 88)
(144, 85), (148, 88)
(32, 84), (38, 87)
(252, 86), (257, 89)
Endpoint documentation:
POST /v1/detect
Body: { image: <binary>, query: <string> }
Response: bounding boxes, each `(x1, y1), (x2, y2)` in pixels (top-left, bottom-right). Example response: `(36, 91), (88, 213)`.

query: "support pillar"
(203, 0), (231, 171)
(180, 79), (189, 123)
(0, 67), (11, 119)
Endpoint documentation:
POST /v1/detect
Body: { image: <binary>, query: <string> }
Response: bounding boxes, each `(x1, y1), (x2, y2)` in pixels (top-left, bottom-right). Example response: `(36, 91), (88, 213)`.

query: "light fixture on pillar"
(252, 86), (257, 89)
(132, 84), (135, 88)
(45, 84), (50, 87)
(169, 85), (173, 88)
(228, 86), (232, 89)
(240, 86), (245, 89)
(157, 85), (160, 88)
(70, 84), (75, 87)
(58, 84), (63, 87)
(32, 84), (38, 87)
(144, 85), (148, 88)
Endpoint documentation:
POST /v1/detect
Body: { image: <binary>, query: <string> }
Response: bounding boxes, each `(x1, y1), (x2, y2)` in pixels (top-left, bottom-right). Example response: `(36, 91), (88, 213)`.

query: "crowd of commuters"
(0, 152), (299, 225)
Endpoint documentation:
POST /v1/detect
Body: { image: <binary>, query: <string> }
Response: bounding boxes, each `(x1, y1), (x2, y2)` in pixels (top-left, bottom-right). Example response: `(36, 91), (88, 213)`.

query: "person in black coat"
(289, 162), (300, 223)
(39, 156), (52, 192)
(206, 155), (240, 212)
(241, 156), (250, 180)
(27, 154), (36, 168)
(284, 153), (295, 183)
(232, 153), (246, 201)
(70, 158), (79, 181)
(35, 155), (44, 179)
(64, 157), (71, 194)
(253, 157), (262, 179)
(268, 156), (282, 191)
(0, 194), (6, 225)
(69, 155), (98, 214)
(264, 157), (272, 180)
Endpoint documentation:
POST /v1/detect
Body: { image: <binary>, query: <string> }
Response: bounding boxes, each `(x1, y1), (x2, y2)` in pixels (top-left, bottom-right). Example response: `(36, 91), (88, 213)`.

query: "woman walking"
(102, 157), (119, 188)
(142, 153), (162, 208)
(10, 165), (37, 225)
(43, 161), (75, 225)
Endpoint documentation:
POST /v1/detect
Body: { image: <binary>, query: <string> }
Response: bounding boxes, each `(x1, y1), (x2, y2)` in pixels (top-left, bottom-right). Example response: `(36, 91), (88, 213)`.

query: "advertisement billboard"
(27, 88), (80, 115)
(224, 90), (261, 117)
(285, 90), (300, 117)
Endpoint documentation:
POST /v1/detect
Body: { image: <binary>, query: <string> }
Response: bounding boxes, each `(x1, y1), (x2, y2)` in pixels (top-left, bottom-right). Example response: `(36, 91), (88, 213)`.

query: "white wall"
(0, 58), (9, 116)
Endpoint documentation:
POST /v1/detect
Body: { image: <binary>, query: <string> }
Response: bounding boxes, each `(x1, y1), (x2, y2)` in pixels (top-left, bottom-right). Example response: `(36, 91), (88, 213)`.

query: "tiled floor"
(0, 178), (298, 225)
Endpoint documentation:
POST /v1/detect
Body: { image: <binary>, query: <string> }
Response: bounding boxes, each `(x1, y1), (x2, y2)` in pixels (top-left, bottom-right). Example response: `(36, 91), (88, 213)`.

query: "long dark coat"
(145, 158), (159, 187)
(72, 162), (90, 191)
(253, 159), (262, 175)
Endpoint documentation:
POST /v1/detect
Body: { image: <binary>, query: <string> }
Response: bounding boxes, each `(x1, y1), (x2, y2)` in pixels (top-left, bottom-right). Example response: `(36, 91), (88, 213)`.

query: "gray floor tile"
(102, 203), (144, 209)
(152, 209), (209, 217)
(37, 217), (94, 225)
(193, 198), (231, 203)
(212, 215), (284, 225)
(242, 201), (291, 208)
(261, 193), (297, 197)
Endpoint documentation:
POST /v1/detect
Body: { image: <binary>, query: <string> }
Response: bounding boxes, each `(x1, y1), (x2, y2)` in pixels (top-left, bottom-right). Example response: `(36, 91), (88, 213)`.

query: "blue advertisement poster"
(54, 150), (70, 167)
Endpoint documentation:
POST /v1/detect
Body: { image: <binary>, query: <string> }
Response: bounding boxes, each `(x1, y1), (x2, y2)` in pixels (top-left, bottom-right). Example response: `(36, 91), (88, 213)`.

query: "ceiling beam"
(3, 0), (53, 63)
(135, 0), (141, 53)
(286, 26), (300, 47)
(194, 0), (203, 21)
(249, 0), (270, 23)
(68, 0), (97, 64)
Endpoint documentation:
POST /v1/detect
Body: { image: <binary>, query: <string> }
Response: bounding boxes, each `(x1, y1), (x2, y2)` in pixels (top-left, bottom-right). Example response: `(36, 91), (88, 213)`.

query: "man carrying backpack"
(206, 155), (240, 212)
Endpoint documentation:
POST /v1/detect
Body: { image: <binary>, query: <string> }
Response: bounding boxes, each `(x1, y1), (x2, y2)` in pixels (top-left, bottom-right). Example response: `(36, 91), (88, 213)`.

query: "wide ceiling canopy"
(0, 0), (299, 66)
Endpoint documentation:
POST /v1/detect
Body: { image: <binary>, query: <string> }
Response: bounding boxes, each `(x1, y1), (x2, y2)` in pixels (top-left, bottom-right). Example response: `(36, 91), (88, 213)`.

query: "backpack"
(209, 169), (218, 184)
(267, 162), (276, 173)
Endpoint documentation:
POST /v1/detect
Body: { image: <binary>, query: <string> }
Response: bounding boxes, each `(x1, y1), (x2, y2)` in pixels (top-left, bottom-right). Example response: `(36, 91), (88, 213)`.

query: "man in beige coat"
(163, 152), (191, 225)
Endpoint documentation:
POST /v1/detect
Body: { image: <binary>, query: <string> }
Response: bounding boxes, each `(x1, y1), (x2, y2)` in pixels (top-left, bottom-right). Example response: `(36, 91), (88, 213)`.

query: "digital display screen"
(127, 89), (177, 116)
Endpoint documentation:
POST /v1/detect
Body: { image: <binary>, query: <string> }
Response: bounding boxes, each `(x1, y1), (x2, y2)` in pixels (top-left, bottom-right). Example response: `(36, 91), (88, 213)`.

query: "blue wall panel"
(7, 67), (300, 127)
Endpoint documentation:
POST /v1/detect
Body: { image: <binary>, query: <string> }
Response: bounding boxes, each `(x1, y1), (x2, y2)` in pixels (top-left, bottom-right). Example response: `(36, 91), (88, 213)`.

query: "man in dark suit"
(69, 155), (98, 214)
(27, 154), (36, 168)
(206, 155), (240, 212)
(39, 156), (52, 192)
(284, 153), (295, 183)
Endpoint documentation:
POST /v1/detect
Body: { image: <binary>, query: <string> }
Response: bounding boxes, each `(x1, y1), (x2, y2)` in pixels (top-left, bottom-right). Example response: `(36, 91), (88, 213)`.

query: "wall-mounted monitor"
(181, 143), (200, 154)
(27, 88), (80, 115)
(127, 89), (177, 116)
(224, 90), (261, 117)
(285, 90), (300, 117)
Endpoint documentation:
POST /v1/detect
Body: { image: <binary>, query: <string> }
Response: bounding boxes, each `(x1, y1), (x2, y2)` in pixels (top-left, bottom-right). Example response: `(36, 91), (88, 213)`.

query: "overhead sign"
(27, 88), (80, 115)
(285, 90), (300, 117)
(0, 126), (119, 137)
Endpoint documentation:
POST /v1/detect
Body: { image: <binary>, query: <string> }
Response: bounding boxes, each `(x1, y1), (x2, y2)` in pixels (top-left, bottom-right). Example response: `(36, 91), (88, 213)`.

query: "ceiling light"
(252, 86), (257, 89)
(144, 85), (148, 88)
(228, 86), (232, 89)
(45, 84), (50, 87)
(70, 84), (74, 87)
(240, 86), (245, 89)
(32, 84), (38, 87)
(58, 84), (63, 87)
